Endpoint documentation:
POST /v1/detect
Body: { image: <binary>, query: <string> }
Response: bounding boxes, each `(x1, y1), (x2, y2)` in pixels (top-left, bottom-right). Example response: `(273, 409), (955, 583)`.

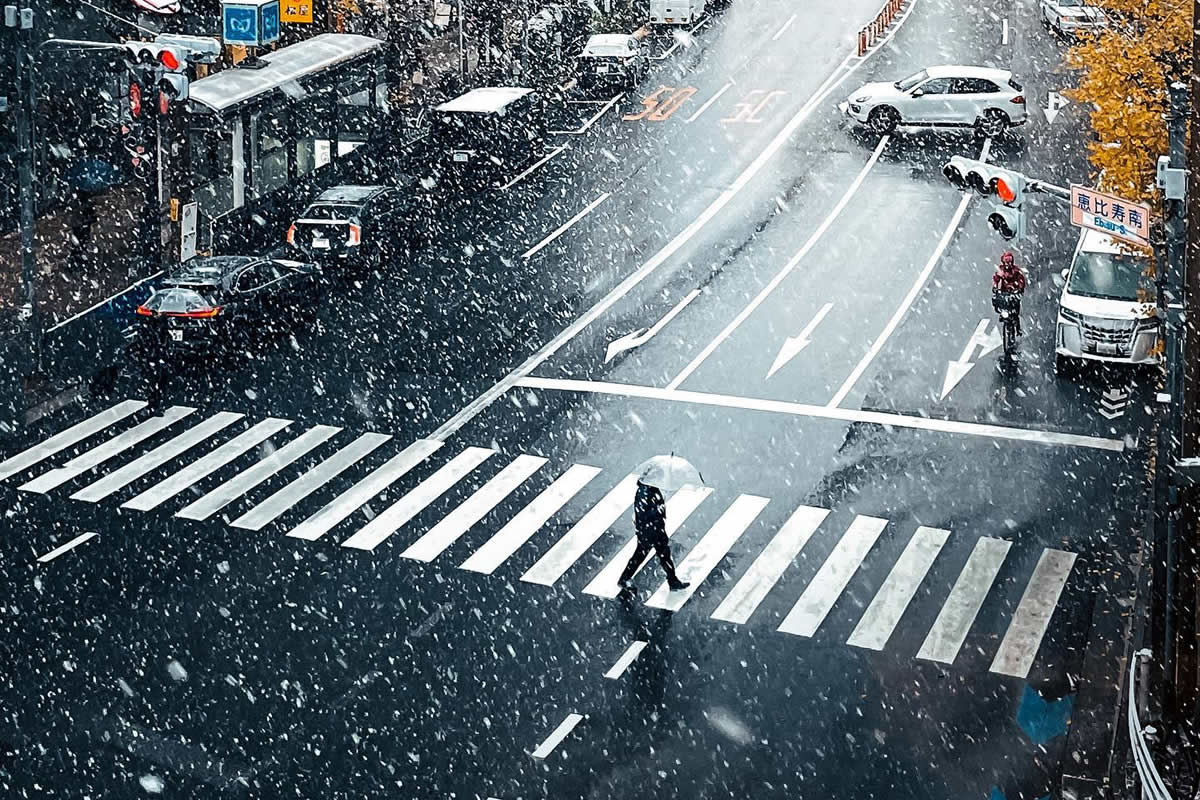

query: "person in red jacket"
(992, 251), (1027, 334)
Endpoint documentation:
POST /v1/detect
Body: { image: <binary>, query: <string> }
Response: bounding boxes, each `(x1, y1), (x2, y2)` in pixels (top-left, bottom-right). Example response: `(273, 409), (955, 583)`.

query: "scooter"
(993, 291), (1022, 361)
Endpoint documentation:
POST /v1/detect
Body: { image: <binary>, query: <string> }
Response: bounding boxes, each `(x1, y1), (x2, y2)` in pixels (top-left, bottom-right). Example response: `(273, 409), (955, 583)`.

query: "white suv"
(1055, 228), (1159, 372)
(840, 65), (1027, 138)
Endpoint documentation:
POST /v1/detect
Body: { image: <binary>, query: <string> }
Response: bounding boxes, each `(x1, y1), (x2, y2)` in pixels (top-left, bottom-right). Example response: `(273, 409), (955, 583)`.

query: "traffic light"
(122, 41), (191, 115)
(942, 156), (1028, 241)
(987, 205), (1026, 241)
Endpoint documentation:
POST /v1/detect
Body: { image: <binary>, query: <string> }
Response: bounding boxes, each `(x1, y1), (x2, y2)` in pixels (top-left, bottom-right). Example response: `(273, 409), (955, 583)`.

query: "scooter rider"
(992, 251), (1027, 334)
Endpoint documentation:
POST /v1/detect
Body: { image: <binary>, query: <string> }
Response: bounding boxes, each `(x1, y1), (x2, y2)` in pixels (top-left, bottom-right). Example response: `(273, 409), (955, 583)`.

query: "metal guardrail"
(1129, 649), (1173, 800)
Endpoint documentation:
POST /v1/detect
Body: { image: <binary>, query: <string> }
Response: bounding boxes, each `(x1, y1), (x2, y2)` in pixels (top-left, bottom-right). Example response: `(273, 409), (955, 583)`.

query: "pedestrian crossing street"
(2, 400), (1081, 679)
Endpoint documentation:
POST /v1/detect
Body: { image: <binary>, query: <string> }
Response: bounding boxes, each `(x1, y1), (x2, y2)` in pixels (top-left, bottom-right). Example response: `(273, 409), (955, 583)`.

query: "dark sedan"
(134, 255), (321, 353)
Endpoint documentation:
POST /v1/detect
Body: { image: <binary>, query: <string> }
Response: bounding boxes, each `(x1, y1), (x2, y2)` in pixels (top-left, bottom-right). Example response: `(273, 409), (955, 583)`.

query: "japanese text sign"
(1070, 185), (1152, 247)
(281, 0), (312, 23)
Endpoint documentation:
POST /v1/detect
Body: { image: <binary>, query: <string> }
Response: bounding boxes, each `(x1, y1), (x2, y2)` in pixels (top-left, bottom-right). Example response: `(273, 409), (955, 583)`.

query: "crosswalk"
(1, 401), (1082, 679)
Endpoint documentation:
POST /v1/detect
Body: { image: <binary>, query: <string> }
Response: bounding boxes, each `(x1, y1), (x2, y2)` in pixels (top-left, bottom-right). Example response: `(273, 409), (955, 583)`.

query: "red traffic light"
(129, 81), (142, 118)
(994, 177), (1017, 205)
(158, 49), (180, 70)
(159, 92), (169, 115)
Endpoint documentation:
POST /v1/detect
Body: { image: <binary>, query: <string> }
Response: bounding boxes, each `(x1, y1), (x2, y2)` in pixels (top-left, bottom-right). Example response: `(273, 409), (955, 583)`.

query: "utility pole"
(6, 0), (39, 371)
(457, 0), (467, 82)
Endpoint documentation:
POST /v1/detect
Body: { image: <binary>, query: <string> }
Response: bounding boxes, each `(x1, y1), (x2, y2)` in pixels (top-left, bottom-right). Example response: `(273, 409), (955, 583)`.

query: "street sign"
(222, 0), (280, 46)
(180, 202), (198, 262)
(1070, 185), (1151, 247)
(280, 0), (312, 23)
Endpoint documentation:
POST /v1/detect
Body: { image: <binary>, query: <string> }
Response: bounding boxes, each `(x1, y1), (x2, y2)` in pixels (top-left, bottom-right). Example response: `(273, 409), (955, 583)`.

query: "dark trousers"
(618, 533), (678, 585)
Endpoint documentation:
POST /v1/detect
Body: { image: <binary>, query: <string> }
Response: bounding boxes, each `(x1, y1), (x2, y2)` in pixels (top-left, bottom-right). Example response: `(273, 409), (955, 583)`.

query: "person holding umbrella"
(618, 455), (704, 594)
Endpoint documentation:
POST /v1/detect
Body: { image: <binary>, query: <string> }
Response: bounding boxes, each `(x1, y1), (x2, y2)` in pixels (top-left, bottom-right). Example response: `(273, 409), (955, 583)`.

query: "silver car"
(1039, 0), (1107, 38)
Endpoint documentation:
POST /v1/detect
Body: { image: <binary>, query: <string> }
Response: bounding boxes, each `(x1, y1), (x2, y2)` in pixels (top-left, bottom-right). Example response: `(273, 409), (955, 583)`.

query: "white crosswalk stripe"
(778, 515), (888, 637)
(121, 418), (293, 512)
(231, 432), (392, 531)
(19, 406), (196, 494)
(646, 494), (769, 612)
(521, 474), (639, 587)
(340, 447), (496, 551)
(71, 412), (244, 503)
(286, 439), (442, 542)
(460, 464), (603, 574)
(402, 454), (548, 563)
(990, 549), (1077, 678)
(582, 486), (713, 599)
(711, 505), (828, 625)
(846, 526), (949, 651)
(0, 399), (146, 482)
(917, 536), (1011, 665)
(176, 425), (343, 521)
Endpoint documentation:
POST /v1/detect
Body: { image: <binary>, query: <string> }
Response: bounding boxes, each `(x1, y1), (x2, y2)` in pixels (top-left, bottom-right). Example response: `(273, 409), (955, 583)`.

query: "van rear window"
(1008, 77), (1023, 91)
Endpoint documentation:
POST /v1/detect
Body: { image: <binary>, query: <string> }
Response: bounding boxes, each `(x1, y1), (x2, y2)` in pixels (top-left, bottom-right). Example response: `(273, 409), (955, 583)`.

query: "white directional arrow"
(940, 319), (1003, 400)
(767, 302), (834, 379)
(605, 289), (701, 363)
(1043, 91), (1070, 125)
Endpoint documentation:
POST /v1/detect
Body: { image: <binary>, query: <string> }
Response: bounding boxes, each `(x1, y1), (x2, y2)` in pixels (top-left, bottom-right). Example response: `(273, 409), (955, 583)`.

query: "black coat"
(633, 482), (667, 543)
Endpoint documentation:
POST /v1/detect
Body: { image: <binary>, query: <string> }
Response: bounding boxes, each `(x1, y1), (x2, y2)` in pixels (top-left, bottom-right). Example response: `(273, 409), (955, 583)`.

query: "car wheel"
(975, 108), (1010, 138)
(868, 105), (900, 134)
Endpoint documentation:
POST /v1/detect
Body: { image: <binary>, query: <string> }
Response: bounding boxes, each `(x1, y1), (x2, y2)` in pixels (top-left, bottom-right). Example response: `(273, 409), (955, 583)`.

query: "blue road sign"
(223, 4), (260, 44)
(260, 0), (281, 44)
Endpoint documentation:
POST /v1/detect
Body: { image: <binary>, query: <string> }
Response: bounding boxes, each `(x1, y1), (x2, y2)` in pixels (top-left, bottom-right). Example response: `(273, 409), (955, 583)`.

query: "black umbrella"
(66, 158), (123, 193)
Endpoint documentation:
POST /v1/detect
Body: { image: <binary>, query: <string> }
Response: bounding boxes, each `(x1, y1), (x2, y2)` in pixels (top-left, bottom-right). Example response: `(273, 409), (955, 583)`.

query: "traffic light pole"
(8, 0), (40, 371)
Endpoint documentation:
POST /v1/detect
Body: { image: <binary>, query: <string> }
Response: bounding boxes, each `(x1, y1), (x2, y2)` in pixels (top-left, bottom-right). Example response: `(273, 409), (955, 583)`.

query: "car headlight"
(1058, 307), (1082, 324)
(849, 103), (861, 114)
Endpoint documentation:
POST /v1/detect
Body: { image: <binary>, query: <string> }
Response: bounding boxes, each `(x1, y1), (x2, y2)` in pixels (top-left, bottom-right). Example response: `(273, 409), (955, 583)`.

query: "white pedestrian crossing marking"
(231, 432), (391, 531)
(401, 454), (547, 563)
(604, 640), (648, 679)
(846, 526), (949, 651)
(520, 474), (638, 587)
(19, 406), (196, 494)
(71, 412), (244, 503)
(582, 486), (713, 599)
(121, 417), (293, 512)
(285, 439), (443, 542)
(37, 531), (99, 563)
(646, 494), (769, 612)
(711, 504), (828, 625)
(0, 399), (146, 482)
(917, 536), (1011, 665)
(176, 425), (342, 521)
(339, 447), (496, 551)
(990, 548), (1077, 678)
(460, 464), (603, 574)
(778, 515), (888, 637)
(531, 712), (584, 760)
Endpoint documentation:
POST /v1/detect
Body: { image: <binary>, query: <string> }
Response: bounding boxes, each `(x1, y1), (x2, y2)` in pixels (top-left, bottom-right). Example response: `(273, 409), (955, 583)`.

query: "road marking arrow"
(941, 319), (1002, 400)
(605, 289), (701, 363)
(1043, 91), (1069, 125)
(1098, 386), (1130, 419)
(767, 302), (834, 379)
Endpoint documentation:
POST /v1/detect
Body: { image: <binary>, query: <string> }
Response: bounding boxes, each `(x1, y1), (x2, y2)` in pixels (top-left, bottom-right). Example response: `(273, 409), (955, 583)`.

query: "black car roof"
(165, 255), (258, 286)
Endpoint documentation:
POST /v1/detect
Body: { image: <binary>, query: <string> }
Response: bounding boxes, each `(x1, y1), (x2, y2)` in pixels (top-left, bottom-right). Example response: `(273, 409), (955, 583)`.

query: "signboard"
(180, 202), (198, 262)
(222, 0), (280, 46)
(1070, 184), (1152, 247)
(280, 0), (312, 23)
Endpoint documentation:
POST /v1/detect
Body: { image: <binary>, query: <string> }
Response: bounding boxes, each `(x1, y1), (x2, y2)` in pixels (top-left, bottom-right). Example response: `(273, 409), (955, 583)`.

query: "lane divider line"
(604, 641), (648, 679)
(531, 712), (585, 759)
(522, 193), (612, 260)
(772, 13), (797, 41)
(500, 145), (568, 191)
(686, 81), (734, 123)
(551, 93), (625, 135)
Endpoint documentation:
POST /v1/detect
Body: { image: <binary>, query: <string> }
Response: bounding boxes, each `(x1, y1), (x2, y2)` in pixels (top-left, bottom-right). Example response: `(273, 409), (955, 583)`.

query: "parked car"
(432, 87), (546, 187)
(287, 182), (421, 271)
(1055, 228), (1159, 373)
(650, 0), (706, 24)
(839, 65), (1027, 138)
(1039, 0), (1107, 38)
(134, 255), (322, 353)
(577, 34), (649, 92)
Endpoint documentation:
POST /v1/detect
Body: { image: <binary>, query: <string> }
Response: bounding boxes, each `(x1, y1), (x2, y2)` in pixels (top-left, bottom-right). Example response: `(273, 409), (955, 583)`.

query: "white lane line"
(604, 640), (648, 679)
(286, 439), (443, 542)
(989, 548), (1077, 678)
(827, 138), (992, 408)
(401, 454), (547, 562)
(37, 531), (98, 563)
(176, 425), (342, 521)
(427, 27), (902, 444)
(551, 93), (625, 134)
(121, 417), (293, 512)
(711, 505), (829, 624)
(846, 526), (949, 651)
(522, 474), (639, 586)
(772, 13), (797, 41)
(231, 432), (391, 531)
(500, 145), (567, 191)
(686, 81), (733, 123)
(515, 377), (1127, 452)
(778, 515), (888, 637)
(646, 494), (769, 611)
(20, 406), (196, 494)
(522, 192), (611, 260)
(917, 536), (1011, 664)
(1001, 18), (1009, 45)
(71, 412), (244, 503)
(606, 289), (701, 363)
(459, 464), (603, 574)
(665, 136), (889, 390)
(0, 399), (147, 482)
(531, 713), (584, 760)
(583, 486), (713, 598)
(339, 447), (496, 551)
(47, 272), (163, 333)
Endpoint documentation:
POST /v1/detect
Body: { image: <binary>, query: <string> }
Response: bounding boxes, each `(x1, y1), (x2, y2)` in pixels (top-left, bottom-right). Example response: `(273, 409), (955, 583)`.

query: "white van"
(1055, 228), (1159, 372)
(650, 0), (706, 24)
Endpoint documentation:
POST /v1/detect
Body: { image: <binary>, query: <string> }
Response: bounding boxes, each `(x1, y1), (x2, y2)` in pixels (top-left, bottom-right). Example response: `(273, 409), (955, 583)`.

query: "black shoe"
(617, 580), (635, 595)
(667, 579), (690, 591)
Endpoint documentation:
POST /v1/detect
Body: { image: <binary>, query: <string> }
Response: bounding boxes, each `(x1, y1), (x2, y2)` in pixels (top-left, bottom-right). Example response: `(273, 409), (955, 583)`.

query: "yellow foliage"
(1065, 0), (1191, 212)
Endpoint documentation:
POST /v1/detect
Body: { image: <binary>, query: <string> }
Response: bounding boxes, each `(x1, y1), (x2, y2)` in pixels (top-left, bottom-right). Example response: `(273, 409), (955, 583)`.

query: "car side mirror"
(911, 88), (925, 98)
(1053, 268), (1068, 288)
(1061, 268), (1069, 280)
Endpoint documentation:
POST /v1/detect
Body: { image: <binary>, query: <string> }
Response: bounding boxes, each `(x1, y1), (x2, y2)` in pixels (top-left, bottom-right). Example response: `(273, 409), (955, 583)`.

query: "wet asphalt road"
(0, 0), (1151, 797)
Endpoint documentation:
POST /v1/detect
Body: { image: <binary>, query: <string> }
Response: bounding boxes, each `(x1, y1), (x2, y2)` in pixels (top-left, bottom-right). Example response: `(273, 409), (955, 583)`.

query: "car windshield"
(300, 204), (359, 221)
(584, 44), (630, 56)
(894, 70), (928, 91)
(1067, 250), (1148, 301)
(1057, 0), (1083, 5)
